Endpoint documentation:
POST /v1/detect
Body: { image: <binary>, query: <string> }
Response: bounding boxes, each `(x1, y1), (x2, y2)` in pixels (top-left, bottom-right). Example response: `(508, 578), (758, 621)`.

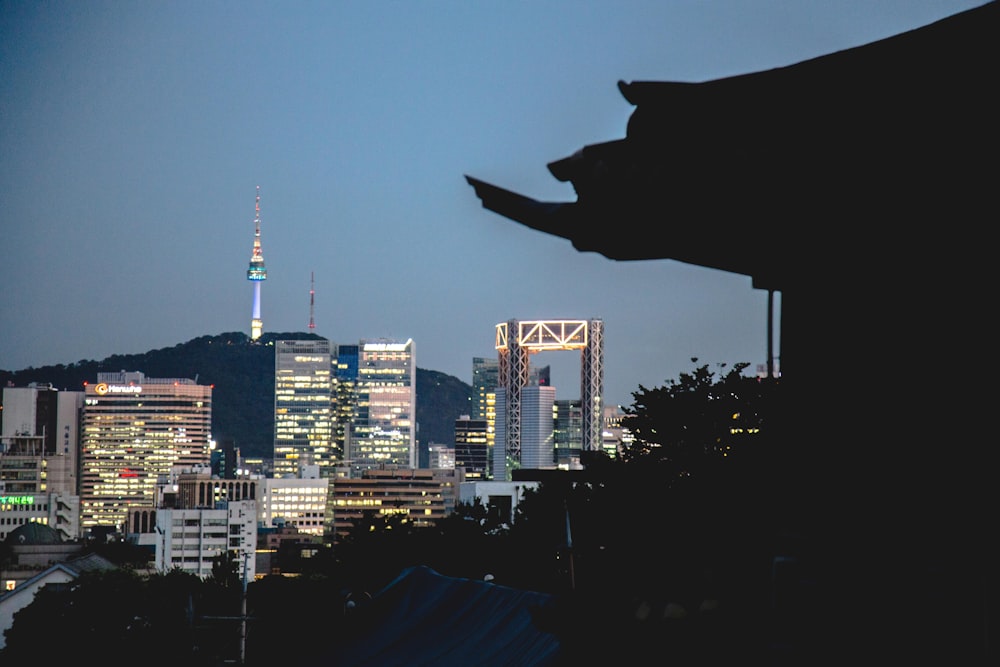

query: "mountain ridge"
(0, 331), (473, 461)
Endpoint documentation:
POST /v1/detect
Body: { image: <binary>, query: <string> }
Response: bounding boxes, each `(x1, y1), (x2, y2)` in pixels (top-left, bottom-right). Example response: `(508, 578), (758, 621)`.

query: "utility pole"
(240, 550), (250, 664)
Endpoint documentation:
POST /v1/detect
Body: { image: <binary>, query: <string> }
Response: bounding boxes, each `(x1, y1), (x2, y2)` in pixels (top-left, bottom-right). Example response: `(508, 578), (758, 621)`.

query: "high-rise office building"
(471, 357), (498, 478)
(454, 415), (489, 480)
(273, 339), (334, 479)
(80, 371), (212, 535)
(332, 343), (359, 464)
(553, 398), (583, 468)
(518, 385), (556, 471)
(349, 338), (416, 476)
(493, 385), (557, 479)
(471, 357), (499, 422)
(0, 383), (84, 542)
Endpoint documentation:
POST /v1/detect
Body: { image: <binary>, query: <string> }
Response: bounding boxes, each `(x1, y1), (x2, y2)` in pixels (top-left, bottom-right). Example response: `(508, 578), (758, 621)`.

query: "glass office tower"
(349, 338), (416, 476)
(273, 339), (333, 478)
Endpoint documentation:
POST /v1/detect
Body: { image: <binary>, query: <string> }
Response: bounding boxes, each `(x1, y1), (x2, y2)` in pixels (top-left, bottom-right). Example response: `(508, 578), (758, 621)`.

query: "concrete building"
(457, 479), (539, 525)
(80, 371), (212, 535)
(329, 466), (444, 541)
(259, 476), (329, 537)
(1, 384), (84, 541)
(154, 499), (257, 580)
(427, 444), (455, 470)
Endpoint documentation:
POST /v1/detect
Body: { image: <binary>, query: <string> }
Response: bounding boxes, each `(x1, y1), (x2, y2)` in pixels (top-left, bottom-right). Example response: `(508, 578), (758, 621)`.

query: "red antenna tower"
(308, 271), (316, 330)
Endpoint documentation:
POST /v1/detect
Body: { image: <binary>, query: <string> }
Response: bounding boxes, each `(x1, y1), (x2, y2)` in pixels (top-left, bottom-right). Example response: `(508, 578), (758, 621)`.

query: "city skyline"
(2, 1), (983, 407)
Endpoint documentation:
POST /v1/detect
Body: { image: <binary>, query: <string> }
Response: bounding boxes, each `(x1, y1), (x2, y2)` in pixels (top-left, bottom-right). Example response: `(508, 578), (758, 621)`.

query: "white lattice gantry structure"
(494, 318), (604, 480)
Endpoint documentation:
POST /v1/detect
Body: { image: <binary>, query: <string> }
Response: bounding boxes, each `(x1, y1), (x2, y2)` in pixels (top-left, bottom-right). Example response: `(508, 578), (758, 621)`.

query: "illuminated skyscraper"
(273, 339), (334, 479)
(454, 415), (489, 480)
(332, 343), (359, 463)
(246, 186), (267, 340)
(80, 371), (212, 535)
(471, 356), (498, 477)
(349, 338), (416, 476)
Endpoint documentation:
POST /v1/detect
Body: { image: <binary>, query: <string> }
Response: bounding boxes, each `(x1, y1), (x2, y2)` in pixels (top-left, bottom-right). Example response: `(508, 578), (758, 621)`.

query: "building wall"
(1, 385), (83, 541)
(80, 371), (211, 535)
(332, 343), (359, 464)
(154, 499), (256, 580)
(454, 415), (489, 480)
(554, 398), (583, 468)
(330, 466), (444, 541)
(349, 339), (416, 476)
(458, 480), (539, 524)
(520, 386), (556, 470)
(471, 357), (499, 422)
(273, 339), (334, 479)
(260, 477), (329, 536)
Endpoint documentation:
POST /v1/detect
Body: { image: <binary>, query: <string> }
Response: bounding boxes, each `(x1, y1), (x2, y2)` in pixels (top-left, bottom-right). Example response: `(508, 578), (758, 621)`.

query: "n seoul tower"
(246, 186), (267, 340)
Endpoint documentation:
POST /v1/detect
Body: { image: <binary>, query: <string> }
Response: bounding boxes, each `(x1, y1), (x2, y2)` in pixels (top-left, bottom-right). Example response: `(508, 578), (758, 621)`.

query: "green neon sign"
(0, 495), (35, 505)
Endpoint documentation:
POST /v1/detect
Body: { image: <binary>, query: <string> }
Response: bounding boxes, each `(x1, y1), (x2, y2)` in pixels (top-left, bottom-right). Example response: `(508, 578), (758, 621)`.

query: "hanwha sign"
(94, 383), (142, 395)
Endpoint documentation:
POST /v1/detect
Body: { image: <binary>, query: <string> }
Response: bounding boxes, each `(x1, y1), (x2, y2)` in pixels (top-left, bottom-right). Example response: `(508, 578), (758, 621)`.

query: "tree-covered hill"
(0, 332), (472, 460)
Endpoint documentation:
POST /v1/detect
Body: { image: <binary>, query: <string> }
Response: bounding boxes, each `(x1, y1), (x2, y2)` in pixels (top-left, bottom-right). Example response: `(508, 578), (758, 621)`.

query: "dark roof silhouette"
(467, 2), (996, 663)
(5, 522), (62, 546)
(316, 566), (561, 666)
(467, 1), (996, 292)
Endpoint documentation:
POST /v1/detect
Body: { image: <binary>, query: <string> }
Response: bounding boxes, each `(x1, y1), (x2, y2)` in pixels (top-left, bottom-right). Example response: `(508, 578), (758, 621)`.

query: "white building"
(154, 499), (256, 580)
(259, 477), (329, 537)
(458, 480), (539, 524)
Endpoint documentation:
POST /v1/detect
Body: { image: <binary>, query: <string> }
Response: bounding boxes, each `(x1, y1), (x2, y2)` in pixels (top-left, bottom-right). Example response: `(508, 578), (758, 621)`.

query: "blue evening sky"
(1, 1), (985, 406)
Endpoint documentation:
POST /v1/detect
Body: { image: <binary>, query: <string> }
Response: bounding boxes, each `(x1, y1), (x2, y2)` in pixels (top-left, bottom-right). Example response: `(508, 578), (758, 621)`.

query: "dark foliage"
(2, 568), (238, 665)
(0, 331), (472, 459)
(2, 358), (785, 664)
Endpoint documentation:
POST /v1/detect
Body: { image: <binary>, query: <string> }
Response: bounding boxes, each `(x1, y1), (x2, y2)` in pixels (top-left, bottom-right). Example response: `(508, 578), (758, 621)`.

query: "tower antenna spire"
(309, 271), (316, 330)
(246, 185), (267, 340)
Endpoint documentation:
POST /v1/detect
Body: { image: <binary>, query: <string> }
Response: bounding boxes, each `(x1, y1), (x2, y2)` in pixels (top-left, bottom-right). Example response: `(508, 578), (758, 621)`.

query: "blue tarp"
(323, 565), (562, 666)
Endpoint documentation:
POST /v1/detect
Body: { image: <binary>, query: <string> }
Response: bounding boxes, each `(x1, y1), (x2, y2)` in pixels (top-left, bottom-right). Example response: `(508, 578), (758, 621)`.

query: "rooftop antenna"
(308, 271), (316, 330)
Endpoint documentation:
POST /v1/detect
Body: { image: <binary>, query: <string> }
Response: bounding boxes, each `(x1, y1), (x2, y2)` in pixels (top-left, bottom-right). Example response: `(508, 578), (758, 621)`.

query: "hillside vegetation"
(0, 331), (472, 460)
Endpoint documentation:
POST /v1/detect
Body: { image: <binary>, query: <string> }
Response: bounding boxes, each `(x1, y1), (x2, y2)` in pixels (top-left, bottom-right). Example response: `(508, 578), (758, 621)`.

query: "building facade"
(259, 476), (329, 537)
(1, 384), (83, 541)
(154, 499), (257, 580)
(332, 343), (360, 464)
(454, 415), (489, 480)
(348, 338), (416, 476)
(80, 371), (212, 535)
(554, 398), (583, 468)
(329, 466), (444, 541)
(273, 339), (334, 479)
(518, 385), (556, 471)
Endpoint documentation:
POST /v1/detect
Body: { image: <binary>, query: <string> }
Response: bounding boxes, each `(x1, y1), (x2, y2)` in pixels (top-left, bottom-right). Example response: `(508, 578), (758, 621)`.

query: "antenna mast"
(309, 271), (316, 330)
